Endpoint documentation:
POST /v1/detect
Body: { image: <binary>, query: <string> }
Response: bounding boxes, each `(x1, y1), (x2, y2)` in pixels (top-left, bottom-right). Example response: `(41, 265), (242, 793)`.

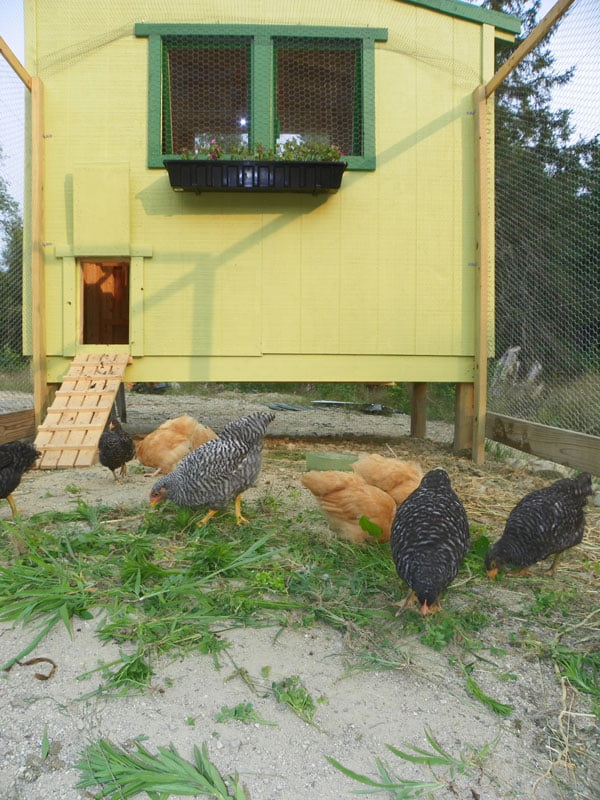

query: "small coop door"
(81, 260), (130, 344)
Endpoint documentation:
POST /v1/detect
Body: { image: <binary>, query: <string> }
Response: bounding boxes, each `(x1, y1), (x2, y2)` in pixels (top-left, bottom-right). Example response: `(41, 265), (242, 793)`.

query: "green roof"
(397, 0), (521, 35)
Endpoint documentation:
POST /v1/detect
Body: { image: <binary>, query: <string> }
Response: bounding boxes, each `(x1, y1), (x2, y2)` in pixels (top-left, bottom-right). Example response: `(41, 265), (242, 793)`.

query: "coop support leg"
(453, 382), (474, 454)
(410, 382), (427, 439)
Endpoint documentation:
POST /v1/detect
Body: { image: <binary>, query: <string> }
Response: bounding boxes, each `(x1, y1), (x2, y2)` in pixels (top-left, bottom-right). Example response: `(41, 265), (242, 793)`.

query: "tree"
(482, 0), (600, 378)
(0, 143), (24, 358)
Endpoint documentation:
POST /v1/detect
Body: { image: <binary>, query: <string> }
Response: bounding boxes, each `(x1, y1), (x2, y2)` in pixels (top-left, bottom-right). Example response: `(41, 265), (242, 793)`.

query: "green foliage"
(327, 726), (493, 798)
(551, 647), (600, 705)
(0, 491), (594, 734)
(250, 567), (287, 593)
(76, 739), (249, 799)
(271, 675), (323, 725)
(77, 649), (154, 699)
(0, 143), (24, 356)
(462, 663), (514, 717)
(463, 531), (491, 573)
(181, 138), (343, 162)
(526, 587), (577, 618)
(0, 344), (26, 372)
(41, 726), (50, 761)
(417, 608), (490, 652)
(214, 702), (276, 726)
(359, 514), (385, 540)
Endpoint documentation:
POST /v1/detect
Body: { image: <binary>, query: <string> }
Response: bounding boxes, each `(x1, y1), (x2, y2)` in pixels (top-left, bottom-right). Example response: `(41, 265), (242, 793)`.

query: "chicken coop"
(16, 0), (520, 462)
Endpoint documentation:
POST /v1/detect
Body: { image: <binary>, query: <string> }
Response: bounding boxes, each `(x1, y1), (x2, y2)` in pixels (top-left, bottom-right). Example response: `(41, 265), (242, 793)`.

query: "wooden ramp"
(35, 353), (131, 469)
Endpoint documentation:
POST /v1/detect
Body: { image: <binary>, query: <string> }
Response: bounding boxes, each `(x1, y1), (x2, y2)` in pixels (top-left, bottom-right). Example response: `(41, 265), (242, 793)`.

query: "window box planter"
(163, 159), (347, 194)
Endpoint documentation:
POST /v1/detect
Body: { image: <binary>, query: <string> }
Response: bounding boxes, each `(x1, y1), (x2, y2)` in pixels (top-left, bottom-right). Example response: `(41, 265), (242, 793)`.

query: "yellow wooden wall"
(25, 0), (505, 385)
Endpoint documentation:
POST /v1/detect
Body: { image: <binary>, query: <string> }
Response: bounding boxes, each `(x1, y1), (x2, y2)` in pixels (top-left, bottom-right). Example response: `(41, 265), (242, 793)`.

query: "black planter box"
(163, 159), (347, 193)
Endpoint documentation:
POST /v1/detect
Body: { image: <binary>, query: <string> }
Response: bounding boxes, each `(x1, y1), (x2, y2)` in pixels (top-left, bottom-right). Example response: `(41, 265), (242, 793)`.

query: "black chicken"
(98, 418), (136, 480)
(390, 468), (470, 614)
(0, 441), (40, 517)
(485, 473), (592, 578)
(149, 411), (275, 525)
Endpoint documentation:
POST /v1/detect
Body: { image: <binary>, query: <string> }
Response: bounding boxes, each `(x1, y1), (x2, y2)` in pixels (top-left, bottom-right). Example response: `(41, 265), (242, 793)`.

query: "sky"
(0, 0), (598, 211)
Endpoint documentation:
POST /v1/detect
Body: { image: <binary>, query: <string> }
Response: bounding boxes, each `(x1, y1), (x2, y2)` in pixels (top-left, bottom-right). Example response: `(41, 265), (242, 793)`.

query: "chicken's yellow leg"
(7, 493), (18, 518)
(234, 494), (249, 525)
(197, 509), (219, 526)
(545, 552), (562, 576)
(394, 589), (417, 616)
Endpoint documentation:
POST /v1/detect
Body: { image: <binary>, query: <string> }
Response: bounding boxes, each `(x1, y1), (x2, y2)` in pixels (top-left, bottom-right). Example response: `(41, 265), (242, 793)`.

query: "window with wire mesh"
(274, 37), (362, 157)
(161, 36), (251, 156)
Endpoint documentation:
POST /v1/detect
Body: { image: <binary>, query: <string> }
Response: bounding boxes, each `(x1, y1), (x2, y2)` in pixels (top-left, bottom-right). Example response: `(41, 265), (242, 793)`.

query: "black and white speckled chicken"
(485, 473), (592, 578)
(98, 418), (136, 480)
(390, 468), (470, 614)
(0, 441), (40, 517)
(149, 411), (275, 525)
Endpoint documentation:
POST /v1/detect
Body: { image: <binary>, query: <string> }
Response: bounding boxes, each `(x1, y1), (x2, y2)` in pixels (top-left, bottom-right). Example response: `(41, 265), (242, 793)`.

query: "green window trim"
(135, 24), (388, 171)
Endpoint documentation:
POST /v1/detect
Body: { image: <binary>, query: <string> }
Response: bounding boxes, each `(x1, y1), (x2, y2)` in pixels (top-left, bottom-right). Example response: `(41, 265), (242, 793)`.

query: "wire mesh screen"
(489, 0), (600, 435)
(163, 36), (250, 155)
(161, 33), (363, 158)
(0, 14), (32, 419)
(274, 37), (362, 156)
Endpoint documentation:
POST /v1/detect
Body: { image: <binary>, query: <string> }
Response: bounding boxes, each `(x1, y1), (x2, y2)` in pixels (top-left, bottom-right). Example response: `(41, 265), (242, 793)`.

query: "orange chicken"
(136, 415), (217, 476)
(301, 470), (396, 544)
(352, 453), (423, 505)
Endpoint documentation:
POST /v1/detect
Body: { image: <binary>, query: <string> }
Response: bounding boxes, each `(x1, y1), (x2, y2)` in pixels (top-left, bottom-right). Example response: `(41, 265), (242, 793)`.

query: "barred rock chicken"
(136, 415), (217, 476)
(149, 411), (275, 525)
(301, 470), (396, 544)
(0, 441), (40, 517)
(352, 453), (423, 505)
(390, 468), (470, 614)
(98, 418), (136, 480)
(485, 473), (592, 578)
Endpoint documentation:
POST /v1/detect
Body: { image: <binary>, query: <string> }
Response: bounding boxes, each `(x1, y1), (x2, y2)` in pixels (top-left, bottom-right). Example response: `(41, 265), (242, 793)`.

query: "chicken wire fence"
(0, 0), (598, 437)
(0, 13), (31, 417)
(489, 0), (600, 436)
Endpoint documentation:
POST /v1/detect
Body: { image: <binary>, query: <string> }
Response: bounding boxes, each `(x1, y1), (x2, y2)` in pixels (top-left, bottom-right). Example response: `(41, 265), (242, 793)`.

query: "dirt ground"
(1, 389), (599, 800)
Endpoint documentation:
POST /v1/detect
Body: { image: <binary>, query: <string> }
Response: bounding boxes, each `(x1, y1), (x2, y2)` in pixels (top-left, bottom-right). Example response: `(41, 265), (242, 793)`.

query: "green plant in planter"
(180, 138), (343, 162)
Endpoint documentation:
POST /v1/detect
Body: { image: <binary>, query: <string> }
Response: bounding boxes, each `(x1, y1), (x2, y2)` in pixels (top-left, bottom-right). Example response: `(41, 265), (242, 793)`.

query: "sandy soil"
(1, 389), (599, 800)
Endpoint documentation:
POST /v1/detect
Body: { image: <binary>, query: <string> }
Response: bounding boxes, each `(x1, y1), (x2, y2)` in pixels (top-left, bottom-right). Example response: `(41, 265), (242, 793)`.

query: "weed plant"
(1, 497), (598, 721)
(77, 739), (248, 799)
(327, 726), (495, 798)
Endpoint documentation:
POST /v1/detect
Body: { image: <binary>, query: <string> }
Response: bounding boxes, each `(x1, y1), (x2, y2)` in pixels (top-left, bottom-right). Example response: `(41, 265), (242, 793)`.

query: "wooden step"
(34, 353), (132, 469)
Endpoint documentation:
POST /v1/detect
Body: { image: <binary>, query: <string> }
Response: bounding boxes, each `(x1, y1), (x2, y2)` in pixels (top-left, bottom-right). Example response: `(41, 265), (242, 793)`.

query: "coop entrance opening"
(81, 259), (130, 344)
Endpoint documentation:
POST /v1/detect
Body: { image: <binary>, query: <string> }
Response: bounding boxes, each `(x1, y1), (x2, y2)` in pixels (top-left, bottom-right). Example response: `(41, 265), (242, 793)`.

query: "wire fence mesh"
(489, 0), (600, 435)
(0, 7), (31, 416)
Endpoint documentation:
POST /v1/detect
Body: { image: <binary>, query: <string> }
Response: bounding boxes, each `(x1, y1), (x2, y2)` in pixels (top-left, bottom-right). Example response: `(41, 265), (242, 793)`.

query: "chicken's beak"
(149, 494), (162, 507)
(486, 567), (499, 579)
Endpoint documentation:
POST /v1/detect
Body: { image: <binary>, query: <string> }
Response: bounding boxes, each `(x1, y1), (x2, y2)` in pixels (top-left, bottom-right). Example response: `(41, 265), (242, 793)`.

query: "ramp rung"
(34, 353), (132, 469)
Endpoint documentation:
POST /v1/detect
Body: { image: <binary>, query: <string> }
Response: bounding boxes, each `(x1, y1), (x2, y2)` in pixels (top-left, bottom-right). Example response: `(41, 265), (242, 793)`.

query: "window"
(136, 24), (388, 170)
(274, 37), (362, 158)
(162, 36), (250, 156)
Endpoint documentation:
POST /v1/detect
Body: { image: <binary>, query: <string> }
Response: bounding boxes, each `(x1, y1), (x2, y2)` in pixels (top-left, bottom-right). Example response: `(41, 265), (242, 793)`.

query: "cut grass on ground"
(1, 498), (598, 722)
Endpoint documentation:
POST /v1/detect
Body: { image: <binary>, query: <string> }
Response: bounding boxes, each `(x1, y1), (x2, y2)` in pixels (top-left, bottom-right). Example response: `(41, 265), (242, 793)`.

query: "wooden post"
(470, 1), (574, 464)
(472, 84), (489, 465)
(30, 76), (48, 428)
(0, 38), (32, 89)
(410, 382), (427, 439)
(454, 383), (474, 453)
(0, 38), (48, 430)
